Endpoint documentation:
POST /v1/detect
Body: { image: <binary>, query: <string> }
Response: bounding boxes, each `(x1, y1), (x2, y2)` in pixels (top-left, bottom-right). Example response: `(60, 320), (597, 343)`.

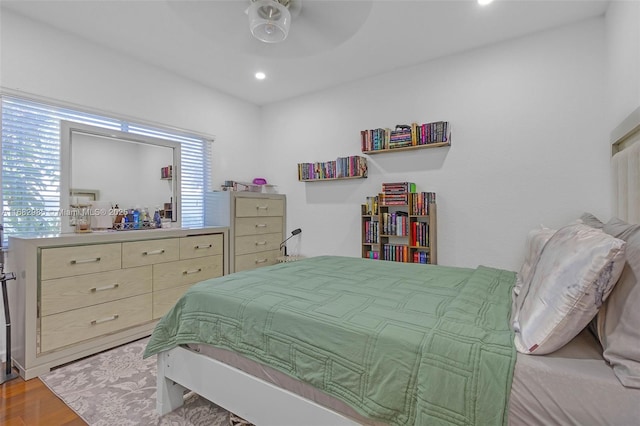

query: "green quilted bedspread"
(144, 255), (516, 426)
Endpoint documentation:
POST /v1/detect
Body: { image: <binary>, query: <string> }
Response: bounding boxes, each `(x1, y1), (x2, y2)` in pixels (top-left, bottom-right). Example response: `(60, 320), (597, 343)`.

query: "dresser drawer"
(235, 232), (282, 256)
(152, 284), (192, 319)
(180, 234), (224, 259)
(235, 197), (284, 217)
(235, 249), (281, 272)
(40, 293), (152, 353)
(153, 255), (223, 291)
(122, 238), (180, 268)
(41, 243), (122, 280)
(235, 217), (283, 237)
(40, 266), (152, 316)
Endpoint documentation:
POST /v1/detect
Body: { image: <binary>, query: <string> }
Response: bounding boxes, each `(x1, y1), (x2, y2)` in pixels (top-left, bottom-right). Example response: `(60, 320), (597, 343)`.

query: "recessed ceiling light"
(478, 0), (494, 5)
(255, 72), (266, 80)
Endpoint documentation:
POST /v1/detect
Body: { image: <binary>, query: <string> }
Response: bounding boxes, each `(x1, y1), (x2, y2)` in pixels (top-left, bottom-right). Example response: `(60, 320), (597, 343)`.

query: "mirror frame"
(60, 120), (181, 233)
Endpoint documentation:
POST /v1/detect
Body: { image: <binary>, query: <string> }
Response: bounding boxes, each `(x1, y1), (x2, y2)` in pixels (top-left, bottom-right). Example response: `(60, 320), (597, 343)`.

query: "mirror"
(60, 121), (181, 233)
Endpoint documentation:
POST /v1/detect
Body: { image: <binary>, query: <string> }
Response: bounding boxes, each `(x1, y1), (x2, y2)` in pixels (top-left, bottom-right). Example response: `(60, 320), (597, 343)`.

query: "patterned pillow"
(596, 218), (640, 388)
(514, 223), (626, 355)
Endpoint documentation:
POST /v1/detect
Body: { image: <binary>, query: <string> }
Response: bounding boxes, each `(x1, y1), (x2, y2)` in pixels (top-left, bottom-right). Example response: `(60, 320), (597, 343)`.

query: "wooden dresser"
(205, 192), (285, 273)
(6, 227), (228, 379)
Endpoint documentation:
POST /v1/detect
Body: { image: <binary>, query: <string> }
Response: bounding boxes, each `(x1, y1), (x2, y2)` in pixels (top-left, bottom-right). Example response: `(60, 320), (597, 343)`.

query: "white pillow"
(514, 223), (626, 355)
(514, 227), (557, 297)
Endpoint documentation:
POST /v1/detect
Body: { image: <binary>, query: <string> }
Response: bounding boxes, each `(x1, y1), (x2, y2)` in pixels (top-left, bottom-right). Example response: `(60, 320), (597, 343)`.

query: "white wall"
(261, 18), (609, 271)
(605, 0), (640, 131)
(0, 9), (263, 188)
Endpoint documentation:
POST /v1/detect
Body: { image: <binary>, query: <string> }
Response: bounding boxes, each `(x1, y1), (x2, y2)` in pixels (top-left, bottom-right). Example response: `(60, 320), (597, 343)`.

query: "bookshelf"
(361, 186), (437, 265)
(361, 121), (450, 154)
(298, 155), (368, 182)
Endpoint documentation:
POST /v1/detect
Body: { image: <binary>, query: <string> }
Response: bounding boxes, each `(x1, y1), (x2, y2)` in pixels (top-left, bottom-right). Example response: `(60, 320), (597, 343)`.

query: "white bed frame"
(156, 346), (360, 425)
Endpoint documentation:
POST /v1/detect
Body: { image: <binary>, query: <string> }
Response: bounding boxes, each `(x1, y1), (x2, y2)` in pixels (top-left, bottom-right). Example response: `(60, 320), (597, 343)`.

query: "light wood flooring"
(0, 366), (85, 426)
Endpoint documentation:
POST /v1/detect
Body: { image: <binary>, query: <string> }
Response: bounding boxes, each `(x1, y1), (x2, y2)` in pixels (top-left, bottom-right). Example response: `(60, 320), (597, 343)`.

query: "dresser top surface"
(7, 226), (228, 248)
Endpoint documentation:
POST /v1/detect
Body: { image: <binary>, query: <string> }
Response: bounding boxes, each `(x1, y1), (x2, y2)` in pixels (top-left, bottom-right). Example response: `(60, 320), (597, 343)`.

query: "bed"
(144, 111), (640, 425)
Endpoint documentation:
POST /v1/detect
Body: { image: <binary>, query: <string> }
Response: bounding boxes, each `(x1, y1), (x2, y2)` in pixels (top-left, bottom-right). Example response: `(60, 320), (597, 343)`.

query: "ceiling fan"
(246, 0), (300, 43)
(168, 0), (373, 58)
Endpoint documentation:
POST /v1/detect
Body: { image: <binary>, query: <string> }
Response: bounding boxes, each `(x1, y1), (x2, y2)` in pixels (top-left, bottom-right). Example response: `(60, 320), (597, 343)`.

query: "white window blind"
(1, 95), (212, 243)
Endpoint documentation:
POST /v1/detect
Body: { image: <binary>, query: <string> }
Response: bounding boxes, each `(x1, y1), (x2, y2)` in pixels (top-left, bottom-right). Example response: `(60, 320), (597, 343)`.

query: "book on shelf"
(381, 211), (408, 236)
(383, 244), (410, 262)
(160, 165), (172, 179)
(411, 192), (436, 215)
(361, 121), (451, 152)
(411, 221), (429, 247)
(382, 182), (416, 193)
(380, 194), (409, 206)
(413, 251), (430, 264)
(365, 250), (380, 260)
(364, 220), (379, 244)
(298, 155), (367, 180)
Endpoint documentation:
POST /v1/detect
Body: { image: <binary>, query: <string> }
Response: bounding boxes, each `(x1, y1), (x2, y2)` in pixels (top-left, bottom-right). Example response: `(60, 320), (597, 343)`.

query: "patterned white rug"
(40, 337), (231, 426)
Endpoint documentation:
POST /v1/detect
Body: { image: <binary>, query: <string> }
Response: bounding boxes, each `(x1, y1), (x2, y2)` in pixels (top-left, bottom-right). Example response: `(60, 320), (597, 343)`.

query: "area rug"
(40, 337), (232, 426)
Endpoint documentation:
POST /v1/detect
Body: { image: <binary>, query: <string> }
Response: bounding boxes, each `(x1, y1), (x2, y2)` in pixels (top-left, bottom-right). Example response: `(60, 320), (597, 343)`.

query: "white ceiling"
(2, 0), (610, 106)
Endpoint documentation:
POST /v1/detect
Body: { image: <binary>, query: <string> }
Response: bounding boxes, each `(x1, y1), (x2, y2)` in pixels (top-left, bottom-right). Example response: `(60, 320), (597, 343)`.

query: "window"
(1, 95), (212, 244)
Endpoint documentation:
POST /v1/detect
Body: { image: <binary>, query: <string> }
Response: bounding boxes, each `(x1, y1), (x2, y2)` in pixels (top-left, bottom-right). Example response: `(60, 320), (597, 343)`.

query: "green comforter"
(144, 255), (516, 425)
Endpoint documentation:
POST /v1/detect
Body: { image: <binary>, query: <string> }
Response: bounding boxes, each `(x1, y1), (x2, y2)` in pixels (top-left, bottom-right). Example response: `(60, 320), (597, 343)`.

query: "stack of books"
(380, 182), (415, 206)
(389, 126), (412, 148)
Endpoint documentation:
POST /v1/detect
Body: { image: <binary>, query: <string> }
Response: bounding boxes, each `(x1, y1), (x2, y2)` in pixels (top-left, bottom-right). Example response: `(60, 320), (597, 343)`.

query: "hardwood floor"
(0, 368), (86, 426)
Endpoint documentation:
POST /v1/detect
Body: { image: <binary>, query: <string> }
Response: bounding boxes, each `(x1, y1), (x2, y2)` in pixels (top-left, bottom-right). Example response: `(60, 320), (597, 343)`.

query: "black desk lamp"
(280, 228), (302, 257)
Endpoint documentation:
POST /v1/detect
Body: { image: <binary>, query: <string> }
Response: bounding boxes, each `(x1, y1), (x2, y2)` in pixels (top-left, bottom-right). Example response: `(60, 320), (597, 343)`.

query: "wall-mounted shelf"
(363, 141), (450, 155)
(298, 155), (367, 182)
(300, 175), (366, 182)
(361, 121), (450, 154)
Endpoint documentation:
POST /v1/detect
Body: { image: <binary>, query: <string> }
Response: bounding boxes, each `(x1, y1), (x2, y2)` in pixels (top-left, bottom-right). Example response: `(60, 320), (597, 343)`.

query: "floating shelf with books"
(361, 121), (451, 154)
(298, 155), (368, 182)
(361, 182), (437, 264)
(160, 165), (173, 180)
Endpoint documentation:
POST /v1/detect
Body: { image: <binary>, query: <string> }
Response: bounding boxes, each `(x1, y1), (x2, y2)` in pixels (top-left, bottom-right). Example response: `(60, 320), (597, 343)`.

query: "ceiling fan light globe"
(248, 0), (290, 43)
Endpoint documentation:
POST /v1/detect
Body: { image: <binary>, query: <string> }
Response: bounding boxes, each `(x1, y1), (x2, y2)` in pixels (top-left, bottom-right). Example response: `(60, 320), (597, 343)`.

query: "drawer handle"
(90, 283), (119, 293)
(70, 257), (101, 265)
(143, 249), (165, 256)
(256, 205), (269, 210)
(255, 241), (267, 246)
(255, 224), (267, 228)
(255, 258), (268, 264)
(90, 314), (119, 325)
(194, 244), (212, 249)
(183, 268), (202, 275)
